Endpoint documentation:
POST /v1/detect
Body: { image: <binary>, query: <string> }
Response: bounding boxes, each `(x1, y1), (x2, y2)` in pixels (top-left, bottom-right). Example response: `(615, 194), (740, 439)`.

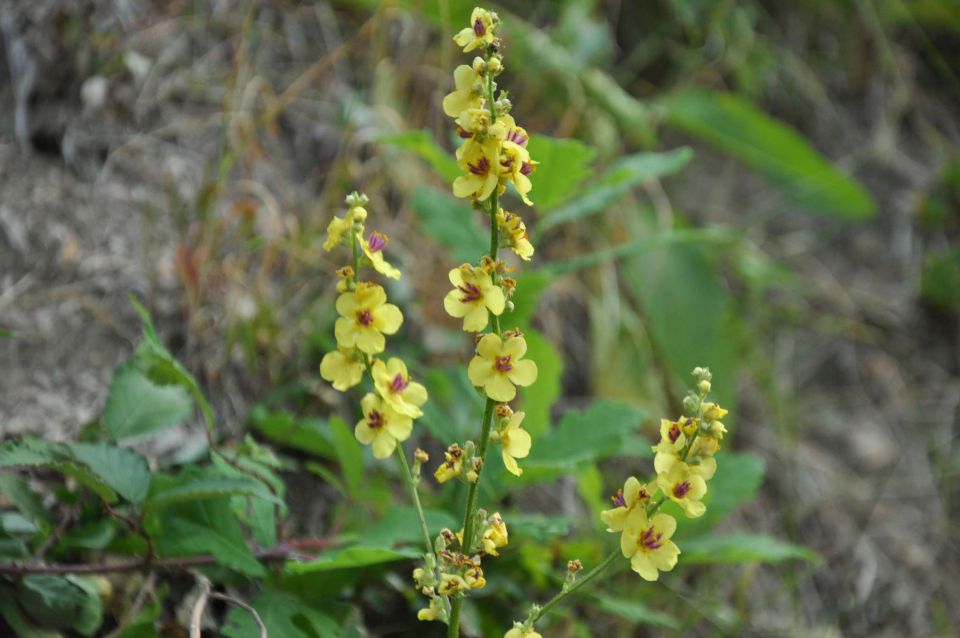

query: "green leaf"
(145, 475), (282, 510)
(538, 147), (693, 232)
(922, 248), (960, 312)
(680, 532), (818, 564)
(16, 575), (102, 635)
(378, 130), (460, 182)
(674, 451), (765, 536)
(518, 329), (563, 438)
(504, 513), (571, 541)
(525, 400), (646, 470)
(223, 589), (340, 638)
(329, 416), (363, 497)
(0, 438), (60, 467)
(410, 186), (486, 263)
(64, 577), (104, 637)
(64, 443), (151, 504)
(0, 585), (63, 638)
(0, 474), (53, 527)
(594, 595), (680, 629)
(102, 363), (193, 441)
(526, 136), (596, 210)
(46, 461), (118, 503)
(664, 89), (875, 219)
(506, 271), (553, 327)
(145, 497), (265, 577)
(249, 407), (335, 458)
(359, 507), (457, 548)
(284, 546), (414, 575)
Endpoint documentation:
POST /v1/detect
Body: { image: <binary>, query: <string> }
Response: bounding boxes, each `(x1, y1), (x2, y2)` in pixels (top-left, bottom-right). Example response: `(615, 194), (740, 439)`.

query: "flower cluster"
(319, 192), (428, 459)
(601, 367), (727, 581)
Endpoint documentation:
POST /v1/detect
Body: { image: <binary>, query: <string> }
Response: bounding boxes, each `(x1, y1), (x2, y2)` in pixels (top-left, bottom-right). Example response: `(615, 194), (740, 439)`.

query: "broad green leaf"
(284, 546), (414, 575)
(410, 186), (486, 263)
(519, 329), (563, 438)
(102, 363), (193, 441)
(329, 416), (363, 497)
(672, 451), (765, 537)
(145, 475), (282, 510)
(378, 130), (460, 182)
(504, 513), (571, 541)
(594, 595), (680, 629)
(210, 453), (286, 549)
(359, 507), (458, 548)
(525, 400), (646, 470)
(0, 585), (62, 638)
(506, 271), (553, 327)
(0, 438), (60, 467)
(526, 136), (596, 210)
(538, 147), (694, 232)
(664, 89), (875, 219)
(64, 577), (104, 637)
(65, 443), (151, 504)
(680, 532), (818, 564)
(46, 461), (118, 503)
(16, 575), (102, 635)
(0, 474), (53, 527)
(223, 589), (340, 638)
(145, 497), (265, 577)
(249, 407), (335, 458)
(2, 512), (37, 534)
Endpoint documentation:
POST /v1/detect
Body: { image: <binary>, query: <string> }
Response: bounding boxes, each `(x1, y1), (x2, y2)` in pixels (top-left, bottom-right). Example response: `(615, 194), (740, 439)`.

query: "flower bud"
(698, 379), (711, 394)
(414, 448), (430, 464)
(487, 56), (502, 74)
(472, 56), (486, 75)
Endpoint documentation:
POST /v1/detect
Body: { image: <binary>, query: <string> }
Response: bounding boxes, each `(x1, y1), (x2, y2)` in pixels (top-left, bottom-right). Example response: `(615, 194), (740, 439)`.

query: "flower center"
(672, 481), (691, 498)
(520, 161), (534, 176)
(368, 410), (385, 431)
(473, 17), (485, 37)
(458, 282), (482, 302)
(506, 129), (528, 147)
(357, 309), (374, 326)
(610, 488), (626, 508)
(639, 526), (663, 551)
(469, 156), (491, 176)
(668, 423), (681, 443)
(367, 232), (387, 253)
(390, 373), (410, 393)
(495, 354), (513, 373)
(456, 126), (473, 139)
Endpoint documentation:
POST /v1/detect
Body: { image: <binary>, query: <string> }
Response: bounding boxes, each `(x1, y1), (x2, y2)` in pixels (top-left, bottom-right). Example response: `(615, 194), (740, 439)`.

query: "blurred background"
(1, 0), (959, 636)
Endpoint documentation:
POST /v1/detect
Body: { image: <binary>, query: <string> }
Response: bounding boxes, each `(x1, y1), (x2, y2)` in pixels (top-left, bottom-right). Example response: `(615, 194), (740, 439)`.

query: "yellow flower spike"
(319, 347), (366, 391)
(333, 282), (403, 354)
(600, 476), (654, 533)
(372, 357), (428, 418)
(438, 573), (469, 596)
(620, 509), (681, 582)
(354, 392), (413, 459)
(443, 264), (505, 332)
(453, 7), (498, 52)
(657, 461), (708, 518)
(417, 597), (443, 622)
(505, 627), (542, 638)
(323, 206), (366, 251)
(499, 411), (531, 476)
(467, 332), (538, 402)
(442, 63), (485, 119)
(498, 140), (535, 205)
(496, 209), (534, 261)
(453, 137), (501, 201)
(361, 231), (401, 280)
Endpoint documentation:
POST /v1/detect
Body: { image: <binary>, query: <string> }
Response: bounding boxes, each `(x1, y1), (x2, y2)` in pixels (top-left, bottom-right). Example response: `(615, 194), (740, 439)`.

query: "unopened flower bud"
(682, 395), (699, 415)
(495, 403), (514, 419)
(698, 379), (711, 394)
(487, 56), (502, 74)
(472, 56), (486, 75)
(414, 448), (429, 464)
(567, 559), (583, 573)
(466, 470), (479, 483)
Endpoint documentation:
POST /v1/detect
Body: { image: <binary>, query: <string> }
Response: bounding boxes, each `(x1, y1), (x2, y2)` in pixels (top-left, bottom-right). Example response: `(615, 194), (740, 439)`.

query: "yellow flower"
(319, 347), (365, 391)
(417, 597), (443, 622)
(453, 7), (497, 52)
(600, 476), (653, 532)
(453, 137), (500, 201)
(498, 140), (535, 205)
(504, 627), (542, 638)
(438, 573), (469, 596)
(434, 443), (464, 483)
(467, 332), (538, 402)
(372, 357), (428, 418)
(464, 563), (486, 589)
(323, 205), (366, 251)
(620, 509), (680, 582)
(654, 442), (717, 481)
(334, 282), (403, 354)
(499, 411), (531, 476)
(701, 402), (728, 422)
(480, 512), (508, 555)
(361, 231), (401, 280)
(443, 264), (505, 331)
(354, 392), (412, 459)
(497, 210), (534, 261)
(443, 63), (485, 119)
(657, 461), (707, 518)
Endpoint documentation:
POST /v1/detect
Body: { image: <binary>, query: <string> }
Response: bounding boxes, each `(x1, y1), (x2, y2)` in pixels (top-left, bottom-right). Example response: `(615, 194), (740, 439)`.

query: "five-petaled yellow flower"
(355, 392), (412, 459)
(658, 461), (707, 518)
(467, 332), (538, 402)
(361, 231), (401, 280)
(453, 7), (497, 52)
(319, 347), (366, 391)
(334, 282), (403, 354)
(444, 264), (505, 331)
(498, 411), (531, 476)
(600, 476), (653, 532)
(443, 62), (485, 119)
(620, 509), (680, 582)
(453, 137), (500, 201)
(372, 357), (428, 418)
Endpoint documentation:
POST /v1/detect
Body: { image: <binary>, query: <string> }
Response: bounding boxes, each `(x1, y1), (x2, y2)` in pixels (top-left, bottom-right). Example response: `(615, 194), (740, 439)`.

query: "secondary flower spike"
(467, 332), (538, 402)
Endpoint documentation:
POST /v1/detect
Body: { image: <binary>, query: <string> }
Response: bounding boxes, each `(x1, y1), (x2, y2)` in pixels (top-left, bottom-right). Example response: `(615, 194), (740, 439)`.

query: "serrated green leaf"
(64, 443), (151, 504)
(249, 407), (335, 458)
(411, 186), (486, 263)
(538, 147), (693, 232)
(145, 475), (283, 510)
(223, 589), (339, 638)
(664, 89), (875, 219)
(329, 416), (363, 497)
(0, 438), (60, 467)
(378, 130), (460, 182)
(680, 532), (818, 564)
(16, 575), (101, 635)
(526, 136), (596, 210)
(47, 461), (118, 503)
(525, 400), (646, 470)
(673, 451), (765, 537)
(102, 363), (193, 441)
(0, 474), (53, 527)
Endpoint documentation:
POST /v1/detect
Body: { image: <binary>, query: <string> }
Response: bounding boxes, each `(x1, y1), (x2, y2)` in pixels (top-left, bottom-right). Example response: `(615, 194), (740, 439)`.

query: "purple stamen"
(520, 162), (534, 176)
(368, 410), (385, 430)
(367, 233), (387, 253)
(640, 526), (663, 551)
(610, 488), (626, 508)
(473, 17), (485, 37)
(672, 481), (691, 498)
(456, 126), (473, 139)
(458, 283), (482, 302)
(469, 157), (491, 176)
(390, 373), (410, 393)
(507, 129), (528, 147)
(495, 355), (513, 373)
(357, 309), (373, 326)
(668, 423), (681, 443)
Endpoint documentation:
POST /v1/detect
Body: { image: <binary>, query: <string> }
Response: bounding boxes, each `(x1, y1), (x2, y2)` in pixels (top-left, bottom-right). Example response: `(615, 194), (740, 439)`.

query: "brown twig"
(104, 501), (155, 563)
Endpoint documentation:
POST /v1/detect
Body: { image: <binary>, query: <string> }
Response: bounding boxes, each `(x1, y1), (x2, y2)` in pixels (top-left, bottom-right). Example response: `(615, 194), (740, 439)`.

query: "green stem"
(531, 550), (619, 623)
(396, 447), (432, 555)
